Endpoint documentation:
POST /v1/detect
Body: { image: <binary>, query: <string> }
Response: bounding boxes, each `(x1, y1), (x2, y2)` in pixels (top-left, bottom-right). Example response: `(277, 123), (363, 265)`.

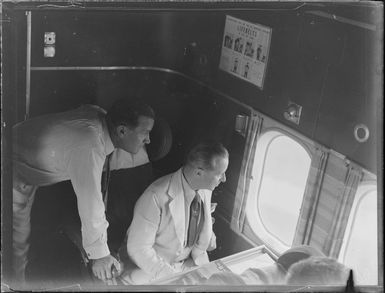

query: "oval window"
(246, 131), (311, 253)
(338, 181), (377, 285)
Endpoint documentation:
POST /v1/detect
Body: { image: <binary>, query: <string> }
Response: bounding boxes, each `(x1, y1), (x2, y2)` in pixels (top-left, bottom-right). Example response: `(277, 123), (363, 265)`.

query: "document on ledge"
(226, 251), (275, 275)
(154, 259), (235, 285)
(196, 260), (231, 279)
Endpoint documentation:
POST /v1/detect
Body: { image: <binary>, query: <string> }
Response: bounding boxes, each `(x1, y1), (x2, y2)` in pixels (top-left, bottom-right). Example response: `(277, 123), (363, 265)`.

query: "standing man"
(123, 142), (229, 284)
(12, 99), (155, 285)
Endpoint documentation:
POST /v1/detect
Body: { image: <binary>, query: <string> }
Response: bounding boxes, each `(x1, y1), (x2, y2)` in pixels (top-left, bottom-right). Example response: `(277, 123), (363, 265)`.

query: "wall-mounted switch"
(44, 32), (56, 45)
(44, 46), (55, 58)
(284, 102), (302, 125)
(44, 32), (56, 57)
(235, 114), (249, 136)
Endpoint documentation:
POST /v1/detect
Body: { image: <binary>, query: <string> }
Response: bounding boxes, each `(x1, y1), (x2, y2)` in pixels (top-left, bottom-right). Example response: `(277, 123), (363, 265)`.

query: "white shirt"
(13, 105), (114, 259)
(109, 147), (149, 171)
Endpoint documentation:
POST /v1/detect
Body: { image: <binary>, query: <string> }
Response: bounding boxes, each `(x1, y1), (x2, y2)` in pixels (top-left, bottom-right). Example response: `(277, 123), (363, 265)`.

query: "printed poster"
(219, 15), (272, 89)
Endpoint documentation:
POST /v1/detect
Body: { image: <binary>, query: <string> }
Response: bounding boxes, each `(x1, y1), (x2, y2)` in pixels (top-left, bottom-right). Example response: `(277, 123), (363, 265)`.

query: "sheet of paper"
(196, 260), (231, 279)
(226, 252), (275, 274)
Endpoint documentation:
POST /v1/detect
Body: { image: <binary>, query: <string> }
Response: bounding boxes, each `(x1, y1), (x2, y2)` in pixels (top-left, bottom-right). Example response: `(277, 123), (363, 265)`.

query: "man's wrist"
(85, 243), (110, 260)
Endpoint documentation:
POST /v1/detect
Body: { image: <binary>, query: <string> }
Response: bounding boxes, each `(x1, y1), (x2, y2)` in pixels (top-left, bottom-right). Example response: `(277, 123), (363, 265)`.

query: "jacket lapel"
(167, 169), (186, 247)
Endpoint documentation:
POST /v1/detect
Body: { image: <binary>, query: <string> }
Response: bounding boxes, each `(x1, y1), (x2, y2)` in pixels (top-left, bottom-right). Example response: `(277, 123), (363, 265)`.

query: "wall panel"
(22, 5), (378, 172)
(6, 2), (380, 177)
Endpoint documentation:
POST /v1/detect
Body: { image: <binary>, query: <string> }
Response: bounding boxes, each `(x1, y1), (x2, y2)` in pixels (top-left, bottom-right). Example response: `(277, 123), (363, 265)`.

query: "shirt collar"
(181, 169), (203, 203)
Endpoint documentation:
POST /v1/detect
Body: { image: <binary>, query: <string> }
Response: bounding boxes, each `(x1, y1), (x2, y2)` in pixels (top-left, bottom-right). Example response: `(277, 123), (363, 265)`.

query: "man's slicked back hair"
(186, 142), (229, 170)
(106, 99), (155, 129)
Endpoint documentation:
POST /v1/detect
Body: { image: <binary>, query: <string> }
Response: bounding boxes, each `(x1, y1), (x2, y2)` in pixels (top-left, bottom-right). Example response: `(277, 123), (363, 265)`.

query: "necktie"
(102, 153), (113, 207)
(187, 192), (202, 247)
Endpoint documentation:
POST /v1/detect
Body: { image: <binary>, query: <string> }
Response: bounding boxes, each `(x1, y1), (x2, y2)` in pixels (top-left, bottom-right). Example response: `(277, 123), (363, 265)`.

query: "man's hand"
(91, 254), (121, 281)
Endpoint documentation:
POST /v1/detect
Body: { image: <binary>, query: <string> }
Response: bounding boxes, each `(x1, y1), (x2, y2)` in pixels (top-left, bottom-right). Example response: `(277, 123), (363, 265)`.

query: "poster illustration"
(219, 15), (272, 89)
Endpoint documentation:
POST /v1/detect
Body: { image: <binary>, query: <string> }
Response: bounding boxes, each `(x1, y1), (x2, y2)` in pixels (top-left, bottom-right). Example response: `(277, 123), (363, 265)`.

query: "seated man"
(285, 256), (350, 285)
(240, 245), (326, 285)
(202, 245), (327, 286)
(120, 142), (229, 284)
(204, 255), (350, 287)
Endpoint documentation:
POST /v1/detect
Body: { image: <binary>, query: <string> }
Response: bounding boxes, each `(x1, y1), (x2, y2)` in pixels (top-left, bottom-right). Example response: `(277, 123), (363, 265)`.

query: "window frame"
(338, 177), (378, 284)
(243, 120), (316, 255)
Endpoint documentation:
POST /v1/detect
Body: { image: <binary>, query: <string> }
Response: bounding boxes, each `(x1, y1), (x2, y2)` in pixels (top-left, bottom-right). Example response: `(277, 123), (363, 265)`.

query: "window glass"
(246, 131), (311, 253)
(258, 135), (310, 246)
(339, 182), (377, 285)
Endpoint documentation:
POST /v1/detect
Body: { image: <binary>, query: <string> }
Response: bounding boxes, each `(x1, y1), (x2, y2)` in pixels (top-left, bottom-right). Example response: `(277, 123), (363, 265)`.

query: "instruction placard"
(219, 15), (272, 89)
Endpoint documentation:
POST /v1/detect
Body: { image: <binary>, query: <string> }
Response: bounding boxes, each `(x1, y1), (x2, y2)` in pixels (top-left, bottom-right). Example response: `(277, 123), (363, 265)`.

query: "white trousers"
(12, 174), (37, 284)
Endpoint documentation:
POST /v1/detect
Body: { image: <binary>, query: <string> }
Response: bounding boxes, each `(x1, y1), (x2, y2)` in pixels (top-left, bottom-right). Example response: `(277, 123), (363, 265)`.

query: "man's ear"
(196, 167), (204, 177)
(116, 125), (127, 137)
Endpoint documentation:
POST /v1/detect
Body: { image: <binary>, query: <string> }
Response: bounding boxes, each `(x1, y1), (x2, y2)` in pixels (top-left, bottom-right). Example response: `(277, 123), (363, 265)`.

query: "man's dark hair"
(106, 99), (155, 129)
(186, 142), (229, 170)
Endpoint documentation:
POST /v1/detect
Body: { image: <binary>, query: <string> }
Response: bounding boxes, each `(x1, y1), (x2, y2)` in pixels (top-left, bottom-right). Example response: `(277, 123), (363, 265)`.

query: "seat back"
(106, 163), (153, 254)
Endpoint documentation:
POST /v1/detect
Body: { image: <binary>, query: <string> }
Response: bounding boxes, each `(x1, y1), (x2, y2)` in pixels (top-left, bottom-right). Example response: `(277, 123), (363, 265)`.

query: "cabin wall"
(11, 5), (379, 173)
(2, 2), (381, 270)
